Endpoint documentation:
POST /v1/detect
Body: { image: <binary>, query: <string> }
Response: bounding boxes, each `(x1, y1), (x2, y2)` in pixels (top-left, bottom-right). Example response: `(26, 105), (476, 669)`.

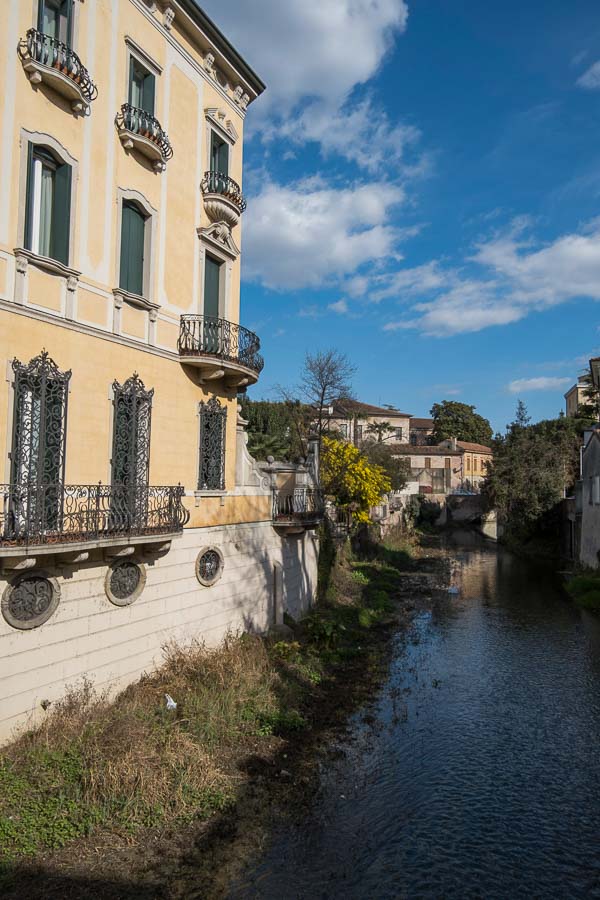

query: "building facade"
(0, 0), (319, 742)
(565, 377), (588, 417)
(327, 400), (412, 446)
(393, 439), (492, 495)
(409, 417), (434, 445)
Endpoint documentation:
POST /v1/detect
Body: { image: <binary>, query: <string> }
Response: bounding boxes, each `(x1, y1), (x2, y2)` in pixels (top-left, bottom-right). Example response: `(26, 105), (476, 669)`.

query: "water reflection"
(229, 541), (600, 900)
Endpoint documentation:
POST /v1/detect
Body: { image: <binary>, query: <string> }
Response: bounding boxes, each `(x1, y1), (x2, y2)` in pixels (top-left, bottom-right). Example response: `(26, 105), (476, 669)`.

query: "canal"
(229, 536), (600, 899)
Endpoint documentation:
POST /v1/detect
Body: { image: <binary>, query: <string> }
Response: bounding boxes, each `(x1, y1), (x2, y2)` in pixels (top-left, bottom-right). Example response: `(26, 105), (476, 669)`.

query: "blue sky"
(200, 0), (600, 432)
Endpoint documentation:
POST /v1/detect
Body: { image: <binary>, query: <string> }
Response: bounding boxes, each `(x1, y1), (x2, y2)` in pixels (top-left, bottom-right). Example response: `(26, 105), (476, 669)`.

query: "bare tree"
(300, 349), (356, 445)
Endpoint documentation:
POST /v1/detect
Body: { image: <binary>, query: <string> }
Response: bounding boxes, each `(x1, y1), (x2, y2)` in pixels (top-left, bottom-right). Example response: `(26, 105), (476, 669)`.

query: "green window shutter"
(128, 56), (136, 105)
(120, 202), (145, 296)
(217, 140), (229, 175)
(142, 72), (155, 115)
(51, 161), (71, 266)
(210, 134), (229, 175)
(63, 0), (73, 46)
(203, 255), (220, 318)
(24, 142), (34, 251)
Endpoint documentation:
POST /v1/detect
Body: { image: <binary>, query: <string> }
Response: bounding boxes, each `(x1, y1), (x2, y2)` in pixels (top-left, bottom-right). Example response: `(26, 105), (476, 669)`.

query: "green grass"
(565, 573), (600, 611)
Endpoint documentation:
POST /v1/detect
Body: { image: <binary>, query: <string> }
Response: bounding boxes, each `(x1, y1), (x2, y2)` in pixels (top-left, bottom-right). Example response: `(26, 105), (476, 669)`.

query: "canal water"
(229, 536), (600, 899)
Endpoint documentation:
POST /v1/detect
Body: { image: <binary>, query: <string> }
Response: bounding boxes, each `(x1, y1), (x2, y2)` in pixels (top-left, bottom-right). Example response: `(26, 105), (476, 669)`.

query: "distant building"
(327, 400), (412, 445)
(392, 438), (493, 495)
(409, 417), (434, 445)
(565, 377), (588, 417)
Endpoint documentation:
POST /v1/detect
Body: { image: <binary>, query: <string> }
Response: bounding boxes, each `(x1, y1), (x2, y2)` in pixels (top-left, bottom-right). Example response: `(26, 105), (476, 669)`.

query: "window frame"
(124, 39), (161, 115)
(199, 241), (231, 320)
(115, 188), (156, 304)
(197, 397), (227, 493)
(36, 0), (75, 47)
(19, 130), (77, 270)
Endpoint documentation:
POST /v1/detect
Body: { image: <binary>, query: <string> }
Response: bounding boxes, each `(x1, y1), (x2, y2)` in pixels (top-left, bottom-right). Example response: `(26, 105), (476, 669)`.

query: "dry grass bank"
(0, 528), (441, 898)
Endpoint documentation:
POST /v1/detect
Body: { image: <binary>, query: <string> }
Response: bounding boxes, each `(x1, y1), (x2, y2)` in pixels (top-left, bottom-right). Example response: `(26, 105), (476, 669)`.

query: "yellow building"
(0, 0), (319, 742)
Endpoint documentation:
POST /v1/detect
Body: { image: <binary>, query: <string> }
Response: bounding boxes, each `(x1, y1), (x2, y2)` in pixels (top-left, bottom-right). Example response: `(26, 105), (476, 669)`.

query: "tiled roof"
(391, 445), (462, 456)
(456, 441), (493, 454)
(330, 399), (412, 418)
(410, 418), (434, 429)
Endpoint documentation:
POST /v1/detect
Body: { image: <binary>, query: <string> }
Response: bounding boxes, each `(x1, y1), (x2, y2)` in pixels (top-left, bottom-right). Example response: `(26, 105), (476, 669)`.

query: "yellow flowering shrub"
(321, 437), (391, 523)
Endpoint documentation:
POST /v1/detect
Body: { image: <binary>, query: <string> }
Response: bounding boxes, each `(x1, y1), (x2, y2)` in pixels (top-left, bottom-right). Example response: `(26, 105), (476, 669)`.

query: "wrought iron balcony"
(18, 28), (98, 113)
(201, 171), (246, 228)
(115, 104), (173, 172)
(178, 315), (264, 387)
(272, 488), (325, 532)
(0, 483), (188, 554)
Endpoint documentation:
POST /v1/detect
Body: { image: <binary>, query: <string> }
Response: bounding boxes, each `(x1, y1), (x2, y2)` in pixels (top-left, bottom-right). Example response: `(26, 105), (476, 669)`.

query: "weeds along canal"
(229, 534), (600, 900)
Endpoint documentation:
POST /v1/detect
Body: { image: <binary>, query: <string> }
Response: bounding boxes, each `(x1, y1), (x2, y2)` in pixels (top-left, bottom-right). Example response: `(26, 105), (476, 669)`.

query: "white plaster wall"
(0, 522), (319, 744)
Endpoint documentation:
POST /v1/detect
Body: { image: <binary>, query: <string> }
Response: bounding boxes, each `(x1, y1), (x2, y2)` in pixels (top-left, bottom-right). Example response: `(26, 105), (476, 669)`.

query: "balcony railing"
(115, 103), (173, 166)
(201, 172), (247, 214)
(273, 488), (325, 527)
(0, 483), (188, 549)
(18, 28), (98, 105)
(178, 315), (264, 376)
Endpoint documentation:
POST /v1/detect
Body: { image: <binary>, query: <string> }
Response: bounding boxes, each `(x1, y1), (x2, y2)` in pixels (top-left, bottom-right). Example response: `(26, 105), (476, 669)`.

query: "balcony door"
(111, 375), (153, 530)
(209, 132), (229, 193)
(203, 254), (222, 355)
(9, 353), (70, 539)
(38, 0), (73, 45)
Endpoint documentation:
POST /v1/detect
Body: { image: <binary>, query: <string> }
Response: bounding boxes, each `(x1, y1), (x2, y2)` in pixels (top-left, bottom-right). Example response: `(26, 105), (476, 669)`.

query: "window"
(24, 143), (71, 265)
(9, 352), (71, 537)
(210, 131), (229, 176)
(474, 458), (478, 472)
(466, 457), (471, 471)
(119, 201), (147, 296)
(111, 374), (153, 489)
(129, 56), (155, 114)
(339, 423), (348, 439)
(204, 254), (222, 319)
(445, 457), (451, 469)
(424, 457), (432, 469)
(355, 425), (363, 444)
(594, 475), (600, 505)
(38, 0), (72, 45)
(198, 397), (227, 490)
(395, 427), (403, 441)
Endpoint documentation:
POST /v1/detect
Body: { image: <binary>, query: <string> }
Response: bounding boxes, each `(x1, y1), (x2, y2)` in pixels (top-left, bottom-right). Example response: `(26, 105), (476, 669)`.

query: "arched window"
(119, 201), (148, 297)
(24, 143), (72, 264)
(198, 397), (226, 491)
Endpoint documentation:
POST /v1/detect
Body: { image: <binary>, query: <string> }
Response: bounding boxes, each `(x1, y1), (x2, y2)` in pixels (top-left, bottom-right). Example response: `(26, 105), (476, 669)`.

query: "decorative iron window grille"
(1, 573), (60, 630)
(105, 560), (146, 606)
(198, 397), (226, 491)
(195, 547), (224, 586)
(9, 351), (71, 538)
(111, 374), (153, 530)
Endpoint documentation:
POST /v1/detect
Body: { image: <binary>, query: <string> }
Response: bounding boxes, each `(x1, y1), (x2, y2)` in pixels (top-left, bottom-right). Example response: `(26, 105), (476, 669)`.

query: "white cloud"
(200, 0), (408, 112)
(244, 178), (405, 290)
(378, 219), (600, 337)
(577, 60), (600, 89)
(328, 299), (349, 314)
(507, 377), (572, 394)
(200, 1), (416, 170)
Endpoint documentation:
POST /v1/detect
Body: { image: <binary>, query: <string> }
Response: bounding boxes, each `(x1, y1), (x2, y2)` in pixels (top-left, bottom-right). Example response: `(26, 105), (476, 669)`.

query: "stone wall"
(0, 522), (319, 744)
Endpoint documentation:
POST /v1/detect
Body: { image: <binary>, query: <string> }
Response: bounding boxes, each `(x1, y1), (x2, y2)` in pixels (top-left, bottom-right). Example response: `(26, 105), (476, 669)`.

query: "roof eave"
(175, 0), (266, 98)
